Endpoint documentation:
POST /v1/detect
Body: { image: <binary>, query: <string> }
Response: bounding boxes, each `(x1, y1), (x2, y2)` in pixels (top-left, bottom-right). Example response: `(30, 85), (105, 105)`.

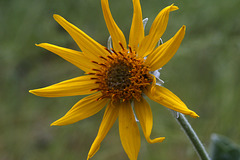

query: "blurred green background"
(1, 0), (240, 159)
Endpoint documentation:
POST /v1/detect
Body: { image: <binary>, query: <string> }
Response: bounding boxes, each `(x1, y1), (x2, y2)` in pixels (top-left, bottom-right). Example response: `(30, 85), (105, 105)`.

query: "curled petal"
(119, 101), (140, 160)
(29, 75), (98, 97)
(51, 92), (108, 126)
(101, 0), (127, 51)
(134, 98), (165, 143)
(87, 102), (119, 159)
(138, 4), (178, 57)
(146, 26), (186, 71)
(145, 85), (199, 118)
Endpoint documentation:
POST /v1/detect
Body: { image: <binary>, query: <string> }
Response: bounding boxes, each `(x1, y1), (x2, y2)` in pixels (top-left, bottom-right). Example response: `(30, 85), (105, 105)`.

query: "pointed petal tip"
(28, 89), (42, 96)
(50, 121), (58, 126)
(29, 90), (37, 95)
(190, 111), (199, 118)
(53, 14), (63, 22)
(50, 118), (63, 126)
(149, 137), (166, 143)
(182, 25), (186, 30)
(158, 137), (166, 142)
(35, 43), (48, 48)
(35, 43), (51, 48)
(50, 119), (66, 126)
(180, 25), (186, 34)
(170, 4), (179, 11)
(53, 14), (60, 19)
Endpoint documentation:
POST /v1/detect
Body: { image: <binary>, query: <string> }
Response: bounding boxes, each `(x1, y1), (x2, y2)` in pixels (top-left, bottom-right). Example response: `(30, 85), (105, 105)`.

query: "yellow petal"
(138, 4), (178, 57)
(29, 75), (98, 97)
(36, 43), (97, 73)
(129, 0), (144, 52)
(51, 92), (108, 126)
(145, 85), (199, 118)
(87, 102), (119, 159)
(53, 14), (109, 61)
(146, 26), (186, 71)
(101, 0), (127, 51)
(134, 98), (165, 143)
(119, 101), (140, 160)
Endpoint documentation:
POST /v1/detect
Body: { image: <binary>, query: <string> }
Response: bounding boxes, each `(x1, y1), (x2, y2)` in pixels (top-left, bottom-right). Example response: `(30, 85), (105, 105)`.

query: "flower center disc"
(90, 45), (152, 102)
(107, 61), (132, 91)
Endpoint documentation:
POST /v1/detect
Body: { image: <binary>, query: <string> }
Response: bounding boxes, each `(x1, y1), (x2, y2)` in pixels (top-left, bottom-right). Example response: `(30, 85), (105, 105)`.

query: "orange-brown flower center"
(90, 43), (152, 102)
(106, 61), (132, 90)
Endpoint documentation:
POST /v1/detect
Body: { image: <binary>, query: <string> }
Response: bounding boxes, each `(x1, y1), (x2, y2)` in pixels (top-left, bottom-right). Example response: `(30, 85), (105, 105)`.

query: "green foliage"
(1, 0), (240, 159)
(210, 134), (240, 160)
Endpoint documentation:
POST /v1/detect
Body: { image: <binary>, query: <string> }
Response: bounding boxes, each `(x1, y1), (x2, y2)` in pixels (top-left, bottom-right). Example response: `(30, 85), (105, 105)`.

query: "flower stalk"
(174, 112), (211, 160)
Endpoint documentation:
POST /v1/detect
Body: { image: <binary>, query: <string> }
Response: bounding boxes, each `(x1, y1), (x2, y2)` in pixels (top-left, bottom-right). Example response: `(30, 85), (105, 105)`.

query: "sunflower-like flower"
(30, 0), (199, 159)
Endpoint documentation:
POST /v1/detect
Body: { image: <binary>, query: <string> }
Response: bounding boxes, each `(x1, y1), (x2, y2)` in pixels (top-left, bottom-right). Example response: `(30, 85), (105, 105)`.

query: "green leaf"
(210, 134), (240, 160)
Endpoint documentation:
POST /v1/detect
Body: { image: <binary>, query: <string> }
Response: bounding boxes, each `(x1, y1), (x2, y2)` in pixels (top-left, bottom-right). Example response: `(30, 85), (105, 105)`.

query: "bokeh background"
(1, 0), (240, 159)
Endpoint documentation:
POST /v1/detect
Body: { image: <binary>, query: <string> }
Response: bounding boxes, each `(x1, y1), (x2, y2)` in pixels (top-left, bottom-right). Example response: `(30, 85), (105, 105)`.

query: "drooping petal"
(146, 26), (186, 71)
(138, 4), (178, 57)
(87, 101), (119, 160)
(51, 92), (108, 126)
(119, 101), (140, 160)
(145, 85), (199, 118)
(134, 98), (165, 143)
(29, 75), (98, 97)
(129, 0), (144, 52)
(53, 14), (109, 61)
(101, 0), (127, 51)
(36, 43), (97, 73)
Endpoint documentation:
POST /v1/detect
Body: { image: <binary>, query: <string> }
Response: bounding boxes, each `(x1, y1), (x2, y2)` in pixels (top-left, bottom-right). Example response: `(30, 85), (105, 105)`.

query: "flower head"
(30, 0), (199, 159)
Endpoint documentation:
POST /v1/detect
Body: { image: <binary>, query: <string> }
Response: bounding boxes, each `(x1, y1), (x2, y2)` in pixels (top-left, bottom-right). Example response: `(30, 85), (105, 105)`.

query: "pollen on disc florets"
(89, 43), (153, 102)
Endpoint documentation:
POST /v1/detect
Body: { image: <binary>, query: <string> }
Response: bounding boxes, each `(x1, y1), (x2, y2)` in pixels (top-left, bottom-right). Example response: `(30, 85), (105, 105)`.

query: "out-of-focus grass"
(1, 0), (240, 159)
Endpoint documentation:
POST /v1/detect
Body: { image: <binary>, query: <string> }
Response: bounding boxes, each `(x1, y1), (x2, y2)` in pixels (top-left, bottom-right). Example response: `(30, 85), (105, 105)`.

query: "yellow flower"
(30, 0), (199, 159)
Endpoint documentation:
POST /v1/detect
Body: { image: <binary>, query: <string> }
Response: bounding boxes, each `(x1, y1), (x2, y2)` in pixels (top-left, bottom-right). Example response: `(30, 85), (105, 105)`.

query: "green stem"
(174, 112), (211, 160)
